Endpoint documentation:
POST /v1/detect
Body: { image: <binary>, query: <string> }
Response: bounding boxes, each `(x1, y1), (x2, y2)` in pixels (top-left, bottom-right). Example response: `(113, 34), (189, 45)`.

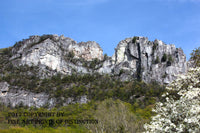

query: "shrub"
(104, 53), (108, 60)
(166, 55), (173, 66)
(153, 43), (158, 51)
(168, 55), (173, 62)
(89, 58), (99, 69)
(132, 37), (138, 43)
(119, 69), (125, 76)
(0, 47), (12, 57)
(154, 56), (160, 64)
(161, 53), (167, 62)
(68, 51), (75, 58)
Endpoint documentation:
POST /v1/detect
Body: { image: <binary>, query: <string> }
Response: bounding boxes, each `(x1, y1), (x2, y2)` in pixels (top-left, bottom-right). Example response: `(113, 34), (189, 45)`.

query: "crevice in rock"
(146, 53), (149, 69)
(136, 43), (142, 81)
(127, 43), (139, 60)
(114, 49), (118, 64)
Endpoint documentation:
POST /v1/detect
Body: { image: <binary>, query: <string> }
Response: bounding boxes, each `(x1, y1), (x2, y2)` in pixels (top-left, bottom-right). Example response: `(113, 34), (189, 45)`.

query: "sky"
(0, 0), (200, 60)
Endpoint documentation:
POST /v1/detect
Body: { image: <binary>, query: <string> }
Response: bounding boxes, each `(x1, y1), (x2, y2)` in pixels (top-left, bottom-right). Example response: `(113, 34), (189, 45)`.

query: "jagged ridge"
(0, 34), (188, 108)
(8, 34), (188, 84)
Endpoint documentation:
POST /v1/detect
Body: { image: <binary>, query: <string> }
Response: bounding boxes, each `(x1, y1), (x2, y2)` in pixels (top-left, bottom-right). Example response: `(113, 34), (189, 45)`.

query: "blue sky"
(0, 0), (200, 60)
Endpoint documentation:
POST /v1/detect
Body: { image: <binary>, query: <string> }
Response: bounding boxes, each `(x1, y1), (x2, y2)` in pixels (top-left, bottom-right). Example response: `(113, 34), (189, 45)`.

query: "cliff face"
(10, 35), (187, 83)
(0, 35), (188, 108)
(0, 82), (52, 108)
(0, 82), (88, 108)
(108, 37), (187, 84)
(10, 35), (104, 77)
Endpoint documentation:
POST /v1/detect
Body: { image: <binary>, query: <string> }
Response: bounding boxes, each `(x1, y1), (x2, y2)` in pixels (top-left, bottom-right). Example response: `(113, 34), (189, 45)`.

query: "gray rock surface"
(63, 95), (88, 106)
(102, 37), (187, 84)
(0, 35), (189, 107)
(10, 35), (188, 84)
(0, 82), (54, 108)
(0, 82), (88, 108)
(70, 41), (104, 61)
(0, 82), (9, 92)
(10, 35), (103, 78)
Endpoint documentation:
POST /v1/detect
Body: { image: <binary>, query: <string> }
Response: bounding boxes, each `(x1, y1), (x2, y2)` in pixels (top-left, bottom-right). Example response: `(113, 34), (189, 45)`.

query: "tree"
(154, 56), (160, 64)
(144, 67), (200, 132)
(0, 47), (12, 57)
(86, 99), (144, 133)
(190, 47), (200, 67)
(104, 54), (108, 60)
(153, 43), (158, 51)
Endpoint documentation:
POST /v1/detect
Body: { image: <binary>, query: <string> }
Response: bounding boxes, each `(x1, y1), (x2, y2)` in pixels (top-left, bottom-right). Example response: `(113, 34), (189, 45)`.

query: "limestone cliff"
(10, 35), (187, 83)
(0, 82), (53, 108)
(0, 34), (188, 108)
(10, 35), (104, 77)
(103, 37), (188, 84)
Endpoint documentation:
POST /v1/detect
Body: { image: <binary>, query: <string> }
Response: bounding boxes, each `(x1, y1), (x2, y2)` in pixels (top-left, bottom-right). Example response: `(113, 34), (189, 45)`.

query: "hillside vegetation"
(0, 43), (170, 133)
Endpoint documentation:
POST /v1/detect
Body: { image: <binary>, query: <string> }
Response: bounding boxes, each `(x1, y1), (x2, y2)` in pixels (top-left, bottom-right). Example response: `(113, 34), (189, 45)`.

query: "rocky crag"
(107, 37), (187, 84)
(10, 35), (187, 83)
(0, 34), (188, 107)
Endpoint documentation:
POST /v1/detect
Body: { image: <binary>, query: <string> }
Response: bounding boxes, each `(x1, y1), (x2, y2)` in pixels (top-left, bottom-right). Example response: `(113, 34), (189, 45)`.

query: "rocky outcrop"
(107, 37), (187, 84)
(0, 82), (54, 108)
(0, 82), (9, 93)
(0, 35), (189, 108)
(9, 35), (188, 84)
(0, 82), (88, 108)
(10, 35), (103, 77)
(70, 41), (103, 61)
(63, 95), (88, 106)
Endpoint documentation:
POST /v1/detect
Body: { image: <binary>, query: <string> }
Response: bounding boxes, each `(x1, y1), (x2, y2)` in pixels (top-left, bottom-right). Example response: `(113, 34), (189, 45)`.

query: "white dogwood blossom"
(144, 67), (200, 133)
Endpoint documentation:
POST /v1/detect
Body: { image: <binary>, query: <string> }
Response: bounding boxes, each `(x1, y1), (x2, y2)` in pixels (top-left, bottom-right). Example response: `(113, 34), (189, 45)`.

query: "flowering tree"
(144, 67), (200, 133)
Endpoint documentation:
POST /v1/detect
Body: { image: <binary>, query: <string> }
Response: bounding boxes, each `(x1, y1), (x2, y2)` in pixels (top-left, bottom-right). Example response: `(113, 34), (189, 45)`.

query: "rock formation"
(9, 35), (187, 84)
(10, 35), (103, 76)
(99, 37), (187, 84)
(0, 81), (88, 108)
(0, 34), (188, 107)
